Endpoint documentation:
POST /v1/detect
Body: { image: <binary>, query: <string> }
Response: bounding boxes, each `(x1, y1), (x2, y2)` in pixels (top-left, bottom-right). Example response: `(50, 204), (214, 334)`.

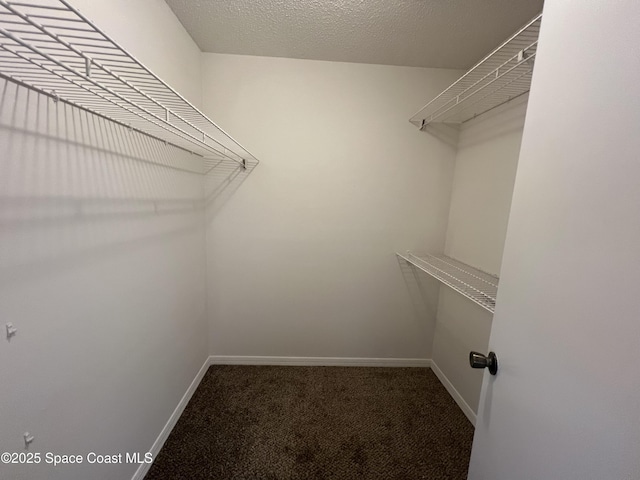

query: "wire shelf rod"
(10, 2), (68, 10)
(0, 0), (259, 169)
(425, 49), (536, 124)
(0, 25), (245, 166)
(410, 13), (541, 127)
(0, 43), (222, 159)
(425, 41), (537, 122)
(0, 71), (197, 157)
(411, 13), (539, 116)
(409, 255), (494, 302)
(56, 0), (258, 164)
(437, 58), (535, 124)
(397, 252), (499, 313)
(427, 254), (498, 288)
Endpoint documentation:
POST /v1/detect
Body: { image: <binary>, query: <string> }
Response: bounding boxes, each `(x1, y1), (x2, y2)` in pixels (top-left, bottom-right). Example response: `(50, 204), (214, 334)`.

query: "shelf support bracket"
(518, 49), (534, 71)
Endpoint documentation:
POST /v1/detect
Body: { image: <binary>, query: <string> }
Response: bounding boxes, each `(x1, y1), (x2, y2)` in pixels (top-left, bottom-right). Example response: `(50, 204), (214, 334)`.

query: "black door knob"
(469, 351), (498, 375)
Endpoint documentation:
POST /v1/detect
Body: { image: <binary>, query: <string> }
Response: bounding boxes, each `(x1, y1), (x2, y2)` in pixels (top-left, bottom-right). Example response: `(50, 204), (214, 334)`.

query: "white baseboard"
(208, 355), (432, 368)
(131, 357), (211, 480)
(430, 360), (476, 426)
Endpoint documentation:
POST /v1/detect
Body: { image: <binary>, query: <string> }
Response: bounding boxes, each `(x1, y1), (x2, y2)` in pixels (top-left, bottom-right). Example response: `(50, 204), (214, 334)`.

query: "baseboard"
(208, 355), (432, 368)
(430, 360), (477, 426)
(131, 356), (211, 480)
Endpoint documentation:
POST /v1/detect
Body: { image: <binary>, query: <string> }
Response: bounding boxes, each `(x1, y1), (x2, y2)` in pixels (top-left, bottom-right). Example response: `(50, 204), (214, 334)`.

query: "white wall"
(72, 0), (202, 106)
(469, 0), (640, 477)
(431, 98), (527, 418)
(444, 97), (527, 275)
(0, 2), (206, 479)
(201, 53), (461, 360)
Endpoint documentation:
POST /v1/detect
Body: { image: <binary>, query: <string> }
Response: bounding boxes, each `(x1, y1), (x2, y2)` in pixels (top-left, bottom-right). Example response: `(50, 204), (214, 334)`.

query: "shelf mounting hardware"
(23, 432), (34, 449)
(5, 323), (17, 340)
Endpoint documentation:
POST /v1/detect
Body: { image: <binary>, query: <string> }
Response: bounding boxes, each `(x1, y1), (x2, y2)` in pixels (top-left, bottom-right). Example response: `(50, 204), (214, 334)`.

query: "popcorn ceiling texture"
(164, 0), (543, 69)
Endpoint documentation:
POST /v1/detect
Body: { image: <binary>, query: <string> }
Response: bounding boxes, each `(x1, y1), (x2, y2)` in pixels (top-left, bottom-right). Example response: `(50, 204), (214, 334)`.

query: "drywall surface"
(432, 98), (527, 416)
(71, 0), (202, 106)
(469, 0), (640, 478)
(0, 2), (206, 480)
(202, 53), (461, 359)
(444, 97), (526, 275)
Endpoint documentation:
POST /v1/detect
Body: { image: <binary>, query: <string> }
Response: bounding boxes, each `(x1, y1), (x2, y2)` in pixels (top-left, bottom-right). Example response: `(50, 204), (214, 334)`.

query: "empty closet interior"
(0, 0), (543, 478)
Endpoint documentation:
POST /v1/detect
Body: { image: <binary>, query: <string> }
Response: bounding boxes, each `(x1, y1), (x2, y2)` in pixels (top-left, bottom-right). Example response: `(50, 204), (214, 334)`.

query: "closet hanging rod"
(0, 0), (258, 170)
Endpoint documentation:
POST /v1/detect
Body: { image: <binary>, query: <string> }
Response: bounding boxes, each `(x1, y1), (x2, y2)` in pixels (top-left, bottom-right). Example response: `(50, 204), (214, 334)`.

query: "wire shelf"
(0, 0), (258, 169)
(397, 251), (499, 313)
(410, 13), (542, 128)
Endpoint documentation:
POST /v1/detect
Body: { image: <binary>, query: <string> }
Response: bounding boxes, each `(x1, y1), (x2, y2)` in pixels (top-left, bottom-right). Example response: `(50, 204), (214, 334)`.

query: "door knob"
(469, 351), (498, 375)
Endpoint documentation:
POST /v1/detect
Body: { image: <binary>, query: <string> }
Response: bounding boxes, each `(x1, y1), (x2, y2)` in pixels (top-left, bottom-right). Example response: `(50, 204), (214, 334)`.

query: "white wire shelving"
(410, 13), (542, 129)
(0, 0), (258, 169)
(397, 251), (499, 313)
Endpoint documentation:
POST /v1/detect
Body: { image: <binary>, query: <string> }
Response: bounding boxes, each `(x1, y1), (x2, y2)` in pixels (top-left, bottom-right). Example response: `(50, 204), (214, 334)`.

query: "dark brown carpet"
(145, 366), (474, 480)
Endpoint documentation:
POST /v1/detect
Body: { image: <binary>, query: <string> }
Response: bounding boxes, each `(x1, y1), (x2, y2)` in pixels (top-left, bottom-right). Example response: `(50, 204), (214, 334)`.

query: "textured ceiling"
(164, 0), (544, 69)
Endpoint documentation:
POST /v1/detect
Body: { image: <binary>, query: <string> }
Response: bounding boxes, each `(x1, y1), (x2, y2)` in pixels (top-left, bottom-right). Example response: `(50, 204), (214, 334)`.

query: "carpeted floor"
(145, 365), (474, 480)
